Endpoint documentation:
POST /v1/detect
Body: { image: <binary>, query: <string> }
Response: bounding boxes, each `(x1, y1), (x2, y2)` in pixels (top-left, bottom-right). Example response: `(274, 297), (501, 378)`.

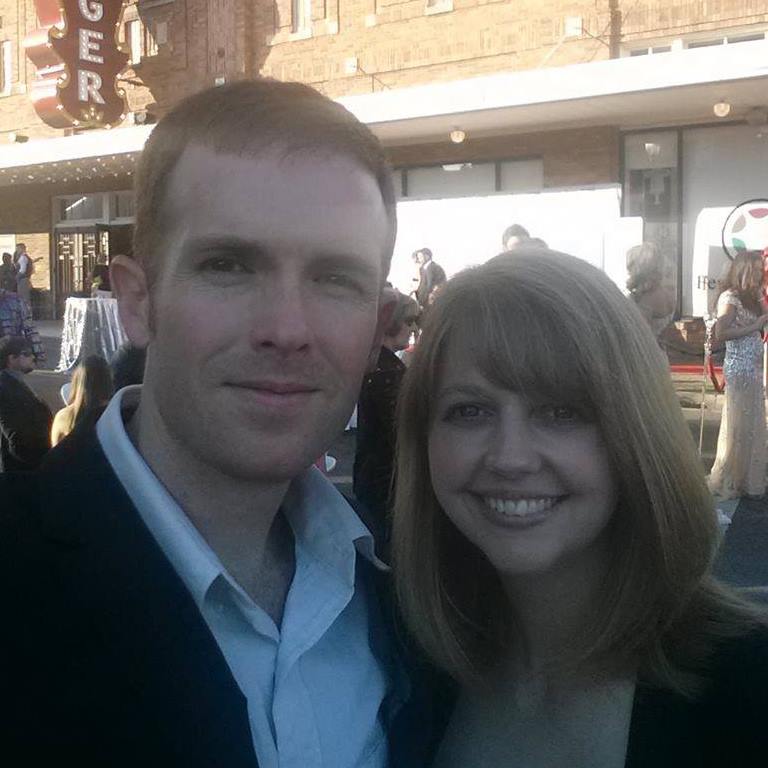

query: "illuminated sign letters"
(25, 0), (129, 129)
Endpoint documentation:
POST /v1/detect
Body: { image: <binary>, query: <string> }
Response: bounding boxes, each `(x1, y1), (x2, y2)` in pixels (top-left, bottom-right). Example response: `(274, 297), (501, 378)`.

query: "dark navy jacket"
(0, 426), (434, 767)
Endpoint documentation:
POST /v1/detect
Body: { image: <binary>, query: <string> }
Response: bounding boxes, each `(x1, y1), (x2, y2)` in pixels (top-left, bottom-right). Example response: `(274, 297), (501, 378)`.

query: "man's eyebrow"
(181, 235), (266, 257)
(311, 251), (380, 279)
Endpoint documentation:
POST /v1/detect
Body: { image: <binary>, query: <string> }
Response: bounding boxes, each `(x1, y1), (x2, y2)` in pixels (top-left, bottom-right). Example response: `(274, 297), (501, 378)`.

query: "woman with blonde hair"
(393, 248), (768, 767)
(708, 251), (768, 503)
(51, 355), (113, 446)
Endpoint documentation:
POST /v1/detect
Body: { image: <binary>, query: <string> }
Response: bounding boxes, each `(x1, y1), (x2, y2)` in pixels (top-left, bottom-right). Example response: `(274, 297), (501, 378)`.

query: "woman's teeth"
(484, 496), (558, 516)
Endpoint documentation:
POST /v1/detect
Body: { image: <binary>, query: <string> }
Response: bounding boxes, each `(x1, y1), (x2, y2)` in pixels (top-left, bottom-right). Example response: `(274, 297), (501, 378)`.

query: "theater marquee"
(25, 0), (130, 129)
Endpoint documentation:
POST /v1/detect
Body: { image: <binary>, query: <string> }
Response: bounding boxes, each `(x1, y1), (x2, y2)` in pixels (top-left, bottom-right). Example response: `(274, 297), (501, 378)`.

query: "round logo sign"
(721, 199), (768, 260)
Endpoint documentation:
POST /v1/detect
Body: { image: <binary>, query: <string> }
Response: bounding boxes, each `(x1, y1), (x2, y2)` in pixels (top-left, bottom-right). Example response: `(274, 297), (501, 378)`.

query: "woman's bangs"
(446, 284), (596, 414)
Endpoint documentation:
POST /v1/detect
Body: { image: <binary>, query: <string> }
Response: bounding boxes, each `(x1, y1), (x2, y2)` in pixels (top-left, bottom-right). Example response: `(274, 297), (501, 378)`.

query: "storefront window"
(113, 191), (135, 219)
(58, 193), (103, 222)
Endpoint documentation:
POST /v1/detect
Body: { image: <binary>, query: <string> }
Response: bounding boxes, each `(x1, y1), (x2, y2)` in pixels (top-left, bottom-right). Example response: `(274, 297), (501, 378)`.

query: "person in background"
(13, 243), (33, 309)
(0, 336), (52, 472)
(90, 263), (113, 298)
(501, 223), (530, 251)
(412, 248), (447, 312)
(0, 252), (16, 292)
(626, 242), (675, 339)
(110, 343), (147, 390)
(393, 248), (768, 767)
(354, 290), (420, 541)
(51, 355), (113, 446)
(708, 250), (768, 504)
(0, 286), (45, 362)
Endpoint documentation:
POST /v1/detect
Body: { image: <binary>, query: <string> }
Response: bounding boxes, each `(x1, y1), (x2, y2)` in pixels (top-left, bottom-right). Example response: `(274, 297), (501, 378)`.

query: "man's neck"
(127, 397), (296, 622)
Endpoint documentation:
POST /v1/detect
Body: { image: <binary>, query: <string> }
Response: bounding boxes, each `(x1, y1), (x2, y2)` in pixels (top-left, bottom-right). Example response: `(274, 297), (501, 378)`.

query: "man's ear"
(366, 286), (398, 371)
(110, 256), (151, 348)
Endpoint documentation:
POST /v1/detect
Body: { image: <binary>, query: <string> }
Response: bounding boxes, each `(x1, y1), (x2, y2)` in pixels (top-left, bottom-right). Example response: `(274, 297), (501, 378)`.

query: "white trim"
(337, 39), (768, 125)
(0, 124), (154, 170)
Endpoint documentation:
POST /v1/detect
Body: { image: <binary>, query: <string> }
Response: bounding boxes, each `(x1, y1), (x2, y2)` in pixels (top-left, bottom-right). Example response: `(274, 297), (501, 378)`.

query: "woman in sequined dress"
(708, 251), (768, 501)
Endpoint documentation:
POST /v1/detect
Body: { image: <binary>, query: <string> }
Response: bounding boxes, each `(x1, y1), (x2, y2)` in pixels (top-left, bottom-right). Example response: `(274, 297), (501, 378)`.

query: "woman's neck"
(499, 540), (612, 672)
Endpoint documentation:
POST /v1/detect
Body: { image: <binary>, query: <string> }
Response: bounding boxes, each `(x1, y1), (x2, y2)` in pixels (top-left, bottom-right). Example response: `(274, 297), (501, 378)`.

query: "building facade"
(0, 0), (765, 317)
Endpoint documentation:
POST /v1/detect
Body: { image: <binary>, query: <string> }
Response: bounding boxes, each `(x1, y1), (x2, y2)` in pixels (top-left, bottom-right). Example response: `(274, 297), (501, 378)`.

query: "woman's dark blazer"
(423, 628), (768, 767)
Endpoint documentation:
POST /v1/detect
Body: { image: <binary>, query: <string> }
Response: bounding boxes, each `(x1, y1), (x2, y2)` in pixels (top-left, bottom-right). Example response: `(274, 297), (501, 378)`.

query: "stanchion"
(699, 315), (717, 455)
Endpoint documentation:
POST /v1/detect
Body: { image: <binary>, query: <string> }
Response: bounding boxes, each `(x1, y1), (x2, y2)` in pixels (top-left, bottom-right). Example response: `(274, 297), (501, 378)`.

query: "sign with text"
(25, 1), (129, 129)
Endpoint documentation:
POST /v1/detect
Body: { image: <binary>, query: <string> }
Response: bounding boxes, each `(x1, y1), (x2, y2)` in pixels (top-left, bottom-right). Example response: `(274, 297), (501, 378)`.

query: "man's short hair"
(501, 224), (529, 246)
(419, 248), (432, 261)
(0, 336), (32, 369)
(133, 79), (397, 287)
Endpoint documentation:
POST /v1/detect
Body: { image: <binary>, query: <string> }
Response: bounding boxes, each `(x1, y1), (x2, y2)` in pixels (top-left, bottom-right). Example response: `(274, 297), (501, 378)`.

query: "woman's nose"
(482, 418), (542, 476)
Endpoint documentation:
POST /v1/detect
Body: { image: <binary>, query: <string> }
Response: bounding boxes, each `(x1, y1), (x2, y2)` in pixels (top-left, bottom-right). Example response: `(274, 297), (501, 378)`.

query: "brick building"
(0, 0), (766, 317)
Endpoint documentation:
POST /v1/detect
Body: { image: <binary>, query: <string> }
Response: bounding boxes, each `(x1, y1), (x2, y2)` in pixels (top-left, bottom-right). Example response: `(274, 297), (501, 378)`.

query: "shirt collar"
(96, 386), (387, 608)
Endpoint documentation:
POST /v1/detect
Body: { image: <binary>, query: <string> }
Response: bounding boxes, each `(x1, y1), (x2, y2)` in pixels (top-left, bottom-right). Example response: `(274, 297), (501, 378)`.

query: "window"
(113, 192), (135, 219)
(406, 163), (495, 199)
(628, 30), (766, 56)
(126, 19), (144, 65)
(499, 159), (544, 193)
(0, 40), (11, 96)
(57, 194), (103, 222)
(145, 20), (167, 57)
(400, 159), (543, 200)
(291, 0), (311, 33)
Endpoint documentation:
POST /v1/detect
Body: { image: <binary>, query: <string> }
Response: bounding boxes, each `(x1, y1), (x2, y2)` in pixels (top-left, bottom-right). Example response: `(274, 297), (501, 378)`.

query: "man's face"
(7, 350), (35, 374)
(138, 144), (391, 483)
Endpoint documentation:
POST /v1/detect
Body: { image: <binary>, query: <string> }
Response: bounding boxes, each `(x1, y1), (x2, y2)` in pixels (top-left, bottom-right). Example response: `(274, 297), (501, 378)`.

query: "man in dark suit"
(0, 335), (51, 471)
(0, 81), (431, 767)
(412, 247), (447, 310)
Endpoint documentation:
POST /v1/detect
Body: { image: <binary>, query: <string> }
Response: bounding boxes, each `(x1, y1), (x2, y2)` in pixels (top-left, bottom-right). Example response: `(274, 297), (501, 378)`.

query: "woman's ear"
(110, 256), (151, 349)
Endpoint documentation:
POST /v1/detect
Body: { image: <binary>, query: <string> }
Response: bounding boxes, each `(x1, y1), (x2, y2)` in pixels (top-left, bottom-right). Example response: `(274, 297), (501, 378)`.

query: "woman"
(708, 251), (768, 502)
(51, 355), (113, 446)
(353, 290), (419, 534)
(393, 248), (768, 767)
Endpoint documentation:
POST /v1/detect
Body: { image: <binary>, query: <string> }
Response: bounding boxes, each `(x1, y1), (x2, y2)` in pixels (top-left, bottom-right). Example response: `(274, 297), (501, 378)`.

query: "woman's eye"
(534, 404), (582, 424)
(443, 403), (492, 423)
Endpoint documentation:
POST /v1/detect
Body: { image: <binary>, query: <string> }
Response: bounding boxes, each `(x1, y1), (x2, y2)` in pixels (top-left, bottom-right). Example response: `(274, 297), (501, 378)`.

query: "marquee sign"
(24, 1), (129, 129)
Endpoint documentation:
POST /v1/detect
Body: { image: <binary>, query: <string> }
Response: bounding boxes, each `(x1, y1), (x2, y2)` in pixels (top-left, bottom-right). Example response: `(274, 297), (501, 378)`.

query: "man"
(412, 247), (446, 310)
(13, 242), (33, 307)
(0, 336), (52, 471)
(0, 285), (45, 362)
(501, 223), (530, 251)
(0, 81), (430, 766)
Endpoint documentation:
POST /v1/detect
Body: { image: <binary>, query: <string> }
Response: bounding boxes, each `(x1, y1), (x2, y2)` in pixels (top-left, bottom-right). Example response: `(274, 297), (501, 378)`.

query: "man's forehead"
(165, 144), (389, 245)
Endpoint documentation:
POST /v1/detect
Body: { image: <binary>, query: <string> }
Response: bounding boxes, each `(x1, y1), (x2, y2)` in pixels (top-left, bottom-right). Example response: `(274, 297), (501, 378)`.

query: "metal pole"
(699, 316), (716, 455)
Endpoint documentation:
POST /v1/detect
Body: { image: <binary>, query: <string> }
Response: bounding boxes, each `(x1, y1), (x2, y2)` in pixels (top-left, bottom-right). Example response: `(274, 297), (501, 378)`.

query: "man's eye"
(316, 273), (361, 291)
(200, 257), (249, 273)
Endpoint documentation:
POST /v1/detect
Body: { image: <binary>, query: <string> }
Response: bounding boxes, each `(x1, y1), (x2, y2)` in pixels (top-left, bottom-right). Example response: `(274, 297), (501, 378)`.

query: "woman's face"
(427, 336), (618, 580)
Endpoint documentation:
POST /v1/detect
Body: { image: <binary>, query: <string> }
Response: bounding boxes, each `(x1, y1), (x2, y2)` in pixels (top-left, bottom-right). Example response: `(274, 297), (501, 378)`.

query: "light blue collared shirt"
(96, 386), (391, 768)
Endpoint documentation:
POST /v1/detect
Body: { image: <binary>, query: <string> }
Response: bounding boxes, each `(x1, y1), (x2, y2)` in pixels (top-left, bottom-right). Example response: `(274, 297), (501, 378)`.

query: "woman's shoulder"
(704, 624), (768, 693)
(717, 289), (741, 309)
